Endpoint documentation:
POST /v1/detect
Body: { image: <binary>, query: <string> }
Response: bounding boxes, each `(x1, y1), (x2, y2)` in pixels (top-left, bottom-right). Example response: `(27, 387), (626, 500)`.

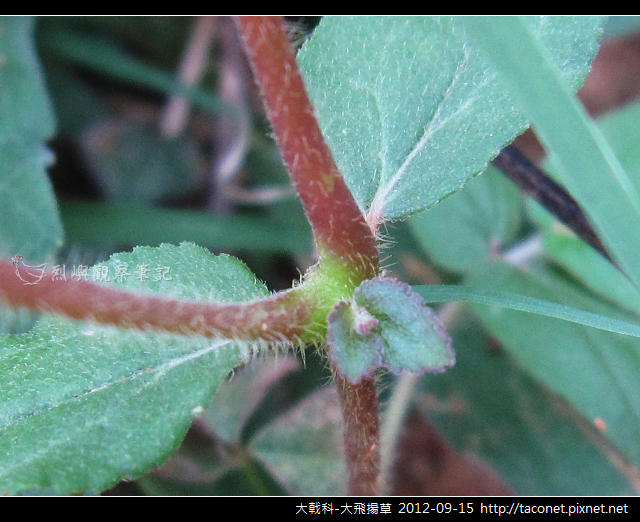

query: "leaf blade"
(462, 262), (640, 470)
(328, 277), (454, 384)
(463, 16), (640, 292)
(297, 16), (603, 222)
(0, 16), (62, 263)
(415, 285), (640, 340)
(0, 243), (268, 494)
(419, 314), (636, 495)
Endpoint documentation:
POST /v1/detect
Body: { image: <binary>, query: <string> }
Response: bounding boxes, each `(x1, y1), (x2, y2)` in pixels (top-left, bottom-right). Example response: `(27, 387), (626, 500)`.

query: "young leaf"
(327, 301), (384, 384)
(297, 16), (603, 225)
(0, 243), (270, 494)
(327, 277), (455, 384)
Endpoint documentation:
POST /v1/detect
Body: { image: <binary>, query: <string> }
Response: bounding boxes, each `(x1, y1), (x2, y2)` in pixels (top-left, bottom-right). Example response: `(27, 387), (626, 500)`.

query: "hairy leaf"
(327, 277), (454, 384)
(297, 16), (603, 222)
(0, 243), (269, 494)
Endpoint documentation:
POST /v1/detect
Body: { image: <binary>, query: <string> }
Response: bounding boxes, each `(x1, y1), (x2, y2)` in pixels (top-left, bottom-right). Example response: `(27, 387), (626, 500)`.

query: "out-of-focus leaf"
(59, 200), (312, 255)
(80, 118), (200, 205)
(204, 353), (342, 495)
(410, 165), (522, 272)
(603, 16), (640, 39)
(542, 229), (640, 316)
(418, 314), (635, 495)
(467, 261), (640, 472)
(38, 26), (224, 117)
(535, 101), (640, 315)
(251, 386), (345, 495)
(416, 284), (640, 339)
(0, 16), (61, 263)
(464, 16), (640, 292)
(239, 349), (329, 445)
(0, 17), (62, 333)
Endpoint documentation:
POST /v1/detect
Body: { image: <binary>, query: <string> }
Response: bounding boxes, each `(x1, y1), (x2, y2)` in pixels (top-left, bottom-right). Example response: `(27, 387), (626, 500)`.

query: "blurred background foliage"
(10, 15), (640, 494)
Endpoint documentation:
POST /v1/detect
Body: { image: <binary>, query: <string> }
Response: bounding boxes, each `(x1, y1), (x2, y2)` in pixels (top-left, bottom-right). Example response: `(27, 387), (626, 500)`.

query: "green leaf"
(465, 262), (640, 472)
(535, 100), (640, 315)
(239, 349), (328, 446)
(597, 99), (640, 181)
(0, 18), (54, 143)
(80, 119), (200, 205)
(203, 353), (343, 495)
(251, 385), (345, 495)
(0, 16), (62, 262)
(38, 25), (225, 118)
(326, 301), (383, 384)
(0, 243), (269, 494)
(0, 16), (62, 333)
(297, 16), (602, 221)
(59, 200), (312, 255)
(410, 165), (523, 272)
(419, 314), (635, 495)
(603, 15), (640, 39)
(327, 277), (455, 384)
(463, 16), (640, 293)
(415, 285), (640, 340)
(541, 228), (640, 316)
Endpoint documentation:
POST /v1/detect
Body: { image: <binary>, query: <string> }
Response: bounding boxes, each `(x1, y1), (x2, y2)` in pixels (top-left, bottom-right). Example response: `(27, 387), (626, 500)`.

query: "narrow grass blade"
(462, 16), (640, 291)
(415, 285), (640, 339)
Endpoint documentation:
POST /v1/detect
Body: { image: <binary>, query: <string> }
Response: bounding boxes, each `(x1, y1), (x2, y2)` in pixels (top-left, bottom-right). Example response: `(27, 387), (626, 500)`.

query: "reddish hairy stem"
(336, 374), (381, 496)
(0, 260), (310, 343)
(234, 16), (379, 278)
(237, 16), (382, 496)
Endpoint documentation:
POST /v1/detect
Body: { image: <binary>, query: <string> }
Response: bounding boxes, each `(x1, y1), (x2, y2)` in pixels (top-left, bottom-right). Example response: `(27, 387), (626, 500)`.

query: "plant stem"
(0, 259), (312, 344)
(234, 16), (379, 279)
(236, 17), (383, 495)
(336, 374), (380, 496)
